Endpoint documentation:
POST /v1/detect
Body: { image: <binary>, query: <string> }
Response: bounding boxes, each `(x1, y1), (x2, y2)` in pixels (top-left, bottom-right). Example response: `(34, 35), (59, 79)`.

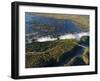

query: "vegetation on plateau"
(25, 36), (89, 68)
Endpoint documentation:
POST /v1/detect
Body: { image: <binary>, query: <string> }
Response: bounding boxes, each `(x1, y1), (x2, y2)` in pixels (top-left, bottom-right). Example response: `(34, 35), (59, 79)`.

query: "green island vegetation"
(25, 36), (89, 68)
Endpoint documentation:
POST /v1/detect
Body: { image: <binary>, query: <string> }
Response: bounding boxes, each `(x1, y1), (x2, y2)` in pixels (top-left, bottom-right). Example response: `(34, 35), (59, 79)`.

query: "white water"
(37, 37), (57, 42)
(36, 32), (89, 42)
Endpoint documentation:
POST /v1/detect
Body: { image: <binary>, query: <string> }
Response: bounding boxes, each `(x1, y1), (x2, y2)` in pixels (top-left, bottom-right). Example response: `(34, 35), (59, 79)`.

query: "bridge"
(73, 42), (87, 49)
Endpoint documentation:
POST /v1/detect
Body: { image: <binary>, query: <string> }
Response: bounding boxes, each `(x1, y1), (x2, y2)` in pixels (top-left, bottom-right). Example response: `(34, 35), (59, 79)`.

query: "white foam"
(36, 32), (89, 42)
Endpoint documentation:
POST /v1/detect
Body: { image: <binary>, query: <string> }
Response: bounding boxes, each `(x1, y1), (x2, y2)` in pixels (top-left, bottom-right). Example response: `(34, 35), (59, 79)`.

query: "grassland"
(25, 37), (89, 68)
(25, 39), (78, 68)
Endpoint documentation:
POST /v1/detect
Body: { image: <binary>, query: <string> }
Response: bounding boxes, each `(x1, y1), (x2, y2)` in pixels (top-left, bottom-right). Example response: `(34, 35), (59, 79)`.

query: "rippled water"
(25, 13), (89, 43)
